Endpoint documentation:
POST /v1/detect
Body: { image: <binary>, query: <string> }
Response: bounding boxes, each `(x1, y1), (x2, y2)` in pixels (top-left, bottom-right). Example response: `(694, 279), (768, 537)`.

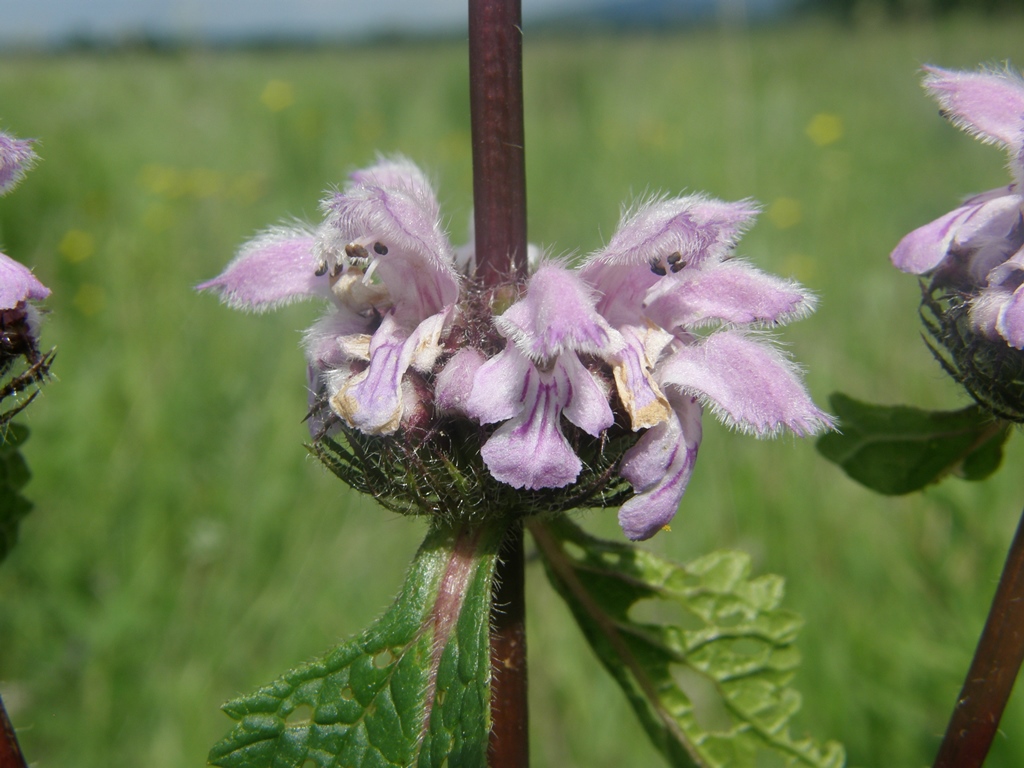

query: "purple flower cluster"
(200, 157), (829, 539)
(892, 65), (1024, 348)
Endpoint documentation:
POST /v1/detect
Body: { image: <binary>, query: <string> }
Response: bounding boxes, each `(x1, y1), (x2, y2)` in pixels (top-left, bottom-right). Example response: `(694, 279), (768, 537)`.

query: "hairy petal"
(196, 227), (324, 311)
(924, 66), (1024, 165)
(580, 195), (759, 324)
(348, 155), (440, 212)
(891, 204), (980, 275)
(303, 307), (373, 371)
(435, 347), (487, 416)
(964, 195), (1024, 285)
(617, 394), (702, 541)
(558, 351), (614, 436)
(0, 132), (37, 194)
(318, 168), (459, 320)
(0, 252), (49, 309)
(658, 330), (833, 437)
(331, 311), (448, 434)
(969, 287), (1012, 340)
(643, 259), (815, 330)
(497, 263), (617, 360)
(997, 283), (1024, 349)
(479, 363), (581, 490)
(608, 324), (673, 430)
(466, 344), (533, 425)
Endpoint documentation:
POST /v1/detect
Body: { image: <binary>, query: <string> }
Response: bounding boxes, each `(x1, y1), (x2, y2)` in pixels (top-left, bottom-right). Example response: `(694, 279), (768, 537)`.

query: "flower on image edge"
(199, 156), (831, 541)
(891, 65), (1024, 349)
(0, 128), (48, 354)
(0, 130), (37, 196)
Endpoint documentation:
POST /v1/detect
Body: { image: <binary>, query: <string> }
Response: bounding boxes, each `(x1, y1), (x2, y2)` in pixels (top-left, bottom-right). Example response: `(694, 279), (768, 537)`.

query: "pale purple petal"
(348, 156), (440, 214)
(997, 284), (1024, 349)
(0, 132), (37, 195)
(196, 227), (325, 311)
(617, 394), (702, 541)
(580, 195), (760, 325)
(479, 362), (581, 490)
(643, 259), (815, 330)
(466, 344), (532, 425)
(891, 204), (977, 274)
(435, 347), (487, 416)
(497, 263), (617, 360)
(923, 66), (1024, 160)
(0, 252), (49, 309)
(303, 307), (372, 371)
(963, 197), (1024, 285)
(658, 331), (833, 437)
(330, 310), (448, 434)
(557, 351), (614, 436)
(317, 163), (459, 321)
(969, 287), (1012, 340)
(608, 324), (672, 430)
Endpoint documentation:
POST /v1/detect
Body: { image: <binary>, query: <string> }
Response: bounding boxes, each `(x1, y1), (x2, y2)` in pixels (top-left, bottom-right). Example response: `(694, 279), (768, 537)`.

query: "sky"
(0, 0), (599, 47)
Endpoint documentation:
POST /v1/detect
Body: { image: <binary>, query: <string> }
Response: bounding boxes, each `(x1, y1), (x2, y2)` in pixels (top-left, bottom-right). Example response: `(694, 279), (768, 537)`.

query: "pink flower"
(892, 65), (1024, 348)
(578, 196), (830, 539)
(201, 158), (829, 540)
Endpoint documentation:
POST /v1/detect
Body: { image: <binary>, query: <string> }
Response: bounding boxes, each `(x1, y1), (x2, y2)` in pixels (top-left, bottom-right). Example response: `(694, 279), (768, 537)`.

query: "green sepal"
(0, 423), (33, 564)
(208, 519), (507, 768)
(816, 393), (1010, 495)
(531, 517), (844, 768)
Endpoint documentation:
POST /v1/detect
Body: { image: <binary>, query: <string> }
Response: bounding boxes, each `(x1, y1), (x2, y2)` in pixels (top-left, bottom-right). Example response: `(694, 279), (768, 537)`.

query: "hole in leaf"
(436, 688), (446, 706)
(563, 541), (585, 561)
(301, 759), (318, 768)
(628, 597), (703, 630)
(285, 703), (314, 728)
(373, 648), (396, 669)
(599, 551), (622, 567)
(671, 665), (734, 733)
(340, 686), (355, 701)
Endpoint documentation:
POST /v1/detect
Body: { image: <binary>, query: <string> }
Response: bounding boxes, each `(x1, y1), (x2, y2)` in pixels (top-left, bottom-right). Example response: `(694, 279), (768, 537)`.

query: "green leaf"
(0, 423), (33, 565)
(816, 393), (1010, 495)
(531, 517), (844, 768)
(209, 520), (507, 768)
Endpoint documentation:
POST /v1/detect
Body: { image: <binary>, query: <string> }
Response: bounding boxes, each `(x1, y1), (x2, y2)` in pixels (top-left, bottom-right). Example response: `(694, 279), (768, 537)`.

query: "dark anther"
(345, 243), (369, 260)
(650, 263), (667, 277)
(373, 242), (388, 255)
(666, 252), (682, 265)
(330, 263), (343, 278)
(670, 262), (685, 273)
(314, 262), (328, 277)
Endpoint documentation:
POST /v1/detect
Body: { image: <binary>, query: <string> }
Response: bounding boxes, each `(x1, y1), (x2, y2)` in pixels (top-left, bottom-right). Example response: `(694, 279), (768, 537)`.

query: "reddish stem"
(488, 525), (528, 768)
(468, 0), (528, 286)
(934, 505), (1024, 768)
(0, 694), (28, 768)
(467, 0), (529, 765)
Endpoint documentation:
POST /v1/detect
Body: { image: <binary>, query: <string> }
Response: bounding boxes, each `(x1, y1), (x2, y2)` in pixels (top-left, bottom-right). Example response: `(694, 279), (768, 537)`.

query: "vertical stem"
(468, 0), (528, 286)
(0, 694), (28, 768)
(934, 505), (1024, 768)
(489, 525), (528, 768)
(468, 1), (528, 765)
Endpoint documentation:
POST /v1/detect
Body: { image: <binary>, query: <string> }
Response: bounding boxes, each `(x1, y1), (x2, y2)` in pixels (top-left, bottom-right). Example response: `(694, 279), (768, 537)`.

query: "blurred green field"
(2, 13), (1024, 768)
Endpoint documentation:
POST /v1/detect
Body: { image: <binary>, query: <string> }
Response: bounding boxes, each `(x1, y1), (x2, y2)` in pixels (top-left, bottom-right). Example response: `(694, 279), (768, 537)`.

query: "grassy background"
(2, 13), (1024, 767)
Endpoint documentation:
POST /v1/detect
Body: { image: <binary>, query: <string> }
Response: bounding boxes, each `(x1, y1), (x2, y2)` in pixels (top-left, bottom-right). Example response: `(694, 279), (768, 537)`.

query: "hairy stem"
(488, 525), (528, 768)
(934, 504), (1024, 768)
